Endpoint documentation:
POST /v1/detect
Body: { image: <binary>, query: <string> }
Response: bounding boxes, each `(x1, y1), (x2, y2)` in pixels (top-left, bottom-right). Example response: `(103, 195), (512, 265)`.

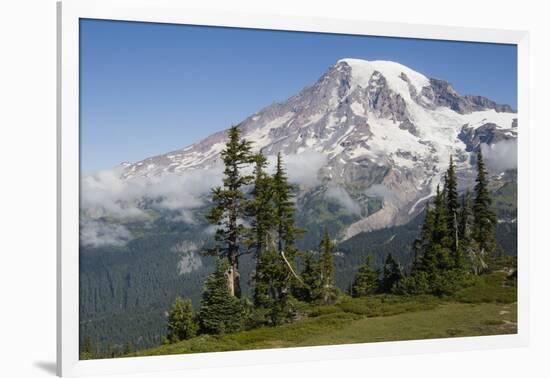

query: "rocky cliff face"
(105, 58), (517, 241)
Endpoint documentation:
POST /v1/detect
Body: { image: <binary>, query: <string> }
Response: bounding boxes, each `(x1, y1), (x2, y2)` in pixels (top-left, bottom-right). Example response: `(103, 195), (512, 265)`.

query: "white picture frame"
(57, 0), (530, 376)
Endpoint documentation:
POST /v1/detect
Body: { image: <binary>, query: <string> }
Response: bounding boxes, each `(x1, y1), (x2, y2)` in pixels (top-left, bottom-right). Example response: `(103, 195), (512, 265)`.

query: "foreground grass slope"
(129, 272), (517, 357)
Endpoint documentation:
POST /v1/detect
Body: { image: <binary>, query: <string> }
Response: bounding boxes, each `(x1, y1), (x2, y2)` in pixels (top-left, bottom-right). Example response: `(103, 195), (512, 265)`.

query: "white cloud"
(80, 168), (148, 219)
(80, 219), (133, 248)
(267, 150), (327, 188)
(81, 166), (223, 218)
(80, 166), (224, 246)
(365, 183), (394, 199)
(481, 140), (518, 173)
(79, 149), (328, 247)
(325, 185), (361, 215)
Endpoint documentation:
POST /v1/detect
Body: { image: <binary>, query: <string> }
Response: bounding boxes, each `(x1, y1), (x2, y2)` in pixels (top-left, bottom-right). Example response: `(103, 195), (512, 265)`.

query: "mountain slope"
(114, 58), (517, 239)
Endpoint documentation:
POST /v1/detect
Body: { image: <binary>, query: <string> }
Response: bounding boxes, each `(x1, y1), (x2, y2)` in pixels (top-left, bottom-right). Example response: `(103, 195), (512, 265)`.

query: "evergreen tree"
(420, 203), (435, 248)
(246, 153), (277, 308)
(417, 203), (438, 276)
(458, 191), (474, 241)
(381, 253), (403, 292)
(432, 185), (454, 272)
(253, 250), (301, 325)
(294, 251), (321, 302)
(404, 156), (490, 295)
(351, 255), (379, 297)
(444, 155), (460, 259)
(411, 197), (455, 295)
(318, 229), (337, 304)
(166, 296), (197, 343)
(432, 185), (449, 247)
(458, 191), (475, 271)
(473, 148), (497, 260)
(319, 229), (335, 288)
(246, 153), (275, 257)
(248, 153), (303, 324)
(411, 238), (421, 274)
(272, 153), (302, 290)
(206, 125), (253, 298)
(198, 259), (242, 334)
(254, 153), (304, 321)
(272, 153), (301, 257)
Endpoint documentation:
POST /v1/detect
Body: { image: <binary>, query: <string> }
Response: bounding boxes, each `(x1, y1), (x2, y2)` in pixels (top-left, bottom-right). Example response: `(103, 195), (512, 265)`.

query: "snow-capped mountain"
(117, 58), (517, 240)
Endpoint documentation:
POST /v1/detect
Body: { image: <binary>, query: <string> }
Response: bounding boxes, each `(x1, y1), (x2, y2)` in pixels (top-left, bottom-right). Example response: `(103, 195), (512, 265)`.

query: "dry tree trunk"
(280, 250), (303, 283)
(226, 266), (235, 297)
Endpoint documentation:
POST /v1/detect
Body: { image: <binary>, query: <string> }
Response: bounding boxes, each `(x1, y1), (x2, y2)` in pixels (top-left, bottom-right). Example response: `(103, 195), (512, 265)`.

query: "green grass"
(334, 294), (439, 317)
(131, 302), (516, 357)
(301, 302), (516, 345)
(128, 272), (517, 358)
(451, 271), (517, 304)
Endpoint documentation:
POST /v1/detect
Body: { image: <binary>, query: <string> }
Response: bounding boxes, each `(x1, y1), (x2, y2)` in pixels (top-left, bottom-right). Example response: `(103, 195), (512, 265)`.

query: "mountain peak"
(115, 57), (517, 239)
(335, 58), (430, 100)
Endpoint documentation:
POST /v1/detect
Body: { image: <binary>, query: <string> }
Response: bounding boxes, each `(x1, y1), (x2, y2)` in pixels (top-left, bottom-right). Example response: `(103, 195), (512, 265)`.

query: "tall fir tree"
(458, 192), (473, 241)
(166, 296), (197, 343)
(381, 253), (403, 292)
(432, 185), (449, 247)
(246, 153), (275, 257)
(351, 255), (379, 297)
(412, 196), (454, 295)
(272, 153), (300, 256)
(318, 229), (337, 304)
(253, 153), (302, 324)
(416, 202), (437, 275)
(198, 259), (242, 334)
(444, 155), (460, 260)
(206, 125), (253, 298)
(458, 191), (475, 271)
(319, 229), (335, 287)
(253, 249), (295, 324)
(433, 186), (454, 273)
(295, 251), (321, 302)
(271, 153), (303, 284)
(473, 148), (496, 270)
(246, 153), (277, 308)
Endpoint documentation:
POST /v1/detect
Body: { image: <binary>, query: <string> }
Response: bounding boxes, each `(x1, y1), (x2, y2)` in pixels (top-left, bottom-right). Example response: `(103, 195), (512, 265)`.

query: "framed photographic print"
(57, 0), (529, 376)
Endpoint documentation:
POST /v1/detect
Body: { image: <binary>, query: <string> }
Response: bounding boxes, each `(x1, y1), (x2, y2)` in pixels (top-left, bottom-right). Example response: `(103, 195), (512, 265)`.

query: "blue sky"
(80, 19), (517, 172)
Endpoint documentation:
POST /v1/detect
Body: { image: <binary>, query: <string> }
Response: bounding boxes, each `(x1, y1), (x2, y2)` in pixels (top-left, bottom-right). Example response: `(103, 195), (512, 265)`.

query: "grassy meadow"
(129, 271), (516, 357)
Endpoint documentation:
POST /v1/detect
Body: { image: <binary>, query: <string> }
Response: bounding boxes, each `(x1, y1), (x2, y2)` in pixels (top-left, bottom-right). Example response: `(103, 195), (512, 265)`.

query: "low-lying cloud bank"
(80, 166), (224, 248)
(80, 149), (327, 247)
(81, 166), (224, 221)
(80, 219), (133, 248)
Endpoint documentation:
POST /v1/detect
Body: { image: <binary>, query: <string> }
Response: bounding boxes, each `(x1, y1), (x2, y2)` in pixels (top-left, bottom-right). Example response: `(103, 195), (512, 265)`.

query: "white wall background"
(1, 0), (548, 377)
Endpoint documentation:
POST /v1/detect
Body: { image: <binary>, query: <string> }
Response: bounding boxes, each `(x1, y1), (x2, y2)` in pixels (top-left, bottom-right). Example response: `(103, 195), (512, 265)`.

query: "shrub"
(167, 297), (198, 343)
(199, 260), (243, 334)
(394, 271), (430, 295)
(350, 256), (379, 298)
